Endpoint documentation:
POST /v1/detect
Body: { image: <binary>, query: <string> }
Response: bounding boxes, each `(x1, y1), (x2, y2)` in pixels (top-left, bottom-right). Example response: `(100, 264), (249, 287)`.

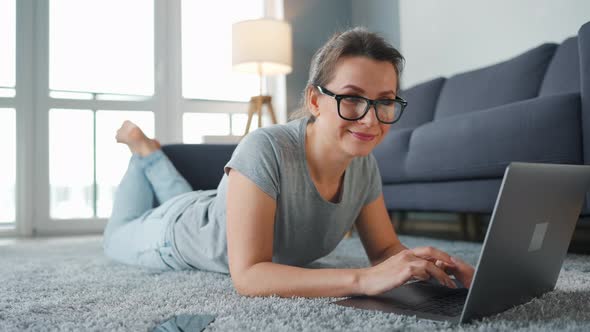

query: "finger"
(411, 247), (456, 267)
(438, 260), (459, 274)
(417, 260), (456, 288)
(412, 269), (430, 282)
(450, 256), (475, 288)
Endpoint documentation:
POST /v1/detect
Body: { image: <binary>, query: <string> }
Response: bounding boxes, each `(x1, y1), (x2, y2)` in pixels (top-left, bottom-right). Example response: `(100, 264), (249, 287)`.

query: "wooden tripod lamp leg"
(243, 96), (278, 136)
(257, 97), (263, 129)
(265, 97), (278, 124)
(244, 97), (256, 136)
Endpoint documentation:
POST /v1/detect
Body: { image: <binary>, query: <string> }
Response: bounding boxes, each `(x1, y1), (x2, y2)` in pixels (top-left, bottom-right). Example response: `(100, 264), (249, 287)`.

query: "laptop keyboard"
(410, 288), (468, 317)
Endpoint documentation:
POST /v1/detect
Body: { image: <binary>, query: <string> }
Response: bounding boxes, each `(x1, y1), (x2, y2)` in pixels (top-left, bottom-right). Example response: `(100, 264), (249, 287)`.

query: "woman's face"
(310, 56), (398, 158)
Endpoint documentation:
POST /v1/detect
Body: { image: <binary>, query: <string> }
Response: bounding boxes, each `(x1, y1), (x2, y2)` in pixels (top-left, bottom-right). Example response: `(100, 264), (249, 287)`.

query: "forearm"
(233, 262), (364, 298)
(370, 243), (407, 266)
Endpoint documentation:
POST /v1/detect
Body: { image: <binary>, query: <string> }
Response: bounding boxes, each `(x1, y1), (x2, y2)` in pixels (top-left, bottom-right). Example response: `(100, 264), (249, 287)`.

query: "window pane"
(49, 109), (94, 219)
(49, 0), (153, 96)
(0, 0), (15, 88)
(182, 0), (263, 101)
(0, 109), (15, 223)
(95, 111), (154, 218)
(183, 113), (230, 143)
(230, 113), (273, 135)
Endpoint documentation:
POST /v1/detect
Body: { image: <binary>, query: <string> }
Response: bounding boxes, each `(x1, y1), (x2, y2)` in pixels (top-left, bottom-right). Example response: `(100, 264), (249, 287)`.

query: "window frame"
(0, 0), (285, 237)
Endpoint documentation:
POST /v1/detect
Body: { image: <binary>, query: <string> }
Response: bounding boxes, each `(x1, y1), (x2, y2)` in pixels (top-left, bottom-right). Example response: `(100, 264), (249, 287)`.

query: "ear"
(307, 87), (321, 117)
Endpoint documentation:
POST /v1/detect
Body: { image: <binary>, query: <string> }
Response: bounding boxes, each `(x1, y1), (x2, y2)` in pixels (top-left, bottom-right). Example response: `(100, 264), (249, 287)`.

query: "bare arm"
(355, 194), (407, 266)
(227, 169), (458, 297)
(356, 194), (475, 289)
(226, 169), (362, 297)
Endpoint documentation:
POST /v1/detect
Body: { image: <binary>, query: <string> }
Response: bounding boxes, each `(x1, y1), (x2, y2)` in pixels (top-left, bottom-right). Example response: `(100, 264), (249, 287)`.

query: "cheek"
(376, 124), (390, 144)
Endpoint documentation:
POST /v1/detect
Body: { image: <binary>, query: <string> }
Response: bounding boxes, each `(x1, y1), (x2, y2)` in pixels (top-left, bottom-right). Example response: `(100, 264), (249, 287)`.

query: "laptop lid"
(460, 162), (590, 323)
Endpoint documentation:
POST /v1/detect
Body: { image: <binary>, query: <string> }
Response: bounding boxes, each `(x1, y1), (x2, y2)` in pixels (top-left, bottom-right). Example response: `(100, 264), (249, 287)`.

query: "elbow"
(233, 280), (270, 297)
(232, 278), (255, 297)
(231, 272), (266, 297)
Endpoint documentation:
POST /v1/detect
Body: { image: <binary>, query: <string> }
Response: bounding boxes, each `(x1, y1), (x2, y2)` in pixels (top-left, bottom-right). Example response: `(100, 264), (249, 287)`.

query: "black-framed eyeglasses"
(316, 85), (408, 124)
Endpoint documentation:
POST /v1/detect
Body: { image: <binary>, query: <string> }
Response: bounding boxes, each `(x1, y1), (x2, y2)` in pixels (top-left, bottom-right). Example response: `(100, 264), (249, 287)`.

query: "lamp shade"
(232, 19), (292, 76)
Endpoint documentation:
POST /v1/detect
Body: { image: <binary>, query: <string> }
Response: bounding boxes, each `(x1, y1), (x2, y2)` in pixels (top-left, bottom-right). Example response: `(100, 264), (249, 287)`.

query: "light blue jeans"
(103, 150), (193, 272)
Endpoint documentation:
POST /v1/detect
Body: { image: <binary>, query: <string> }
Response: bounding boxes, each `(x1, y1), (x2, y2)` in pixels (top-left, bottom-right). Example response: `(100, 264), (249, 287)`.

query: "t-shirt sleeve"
(364, 153), (383, 205)
(224, 130), (280, 200)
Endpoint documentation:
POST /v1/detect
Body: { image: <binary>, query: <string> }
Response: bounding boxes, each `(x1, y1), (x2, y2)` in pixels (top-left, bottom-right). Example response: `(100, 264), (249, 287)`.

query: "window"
(47, 0), (155, 220)
(8, 0), (285, 235)
(0, 0), (16, 226)
(49, 0), (154, 96)
(181, 0), (263, 101)
(0, 109), (15, 223)
(49, 109), (94, 218)
(49, 110), (155, 219)
(0, 0), (15, 97)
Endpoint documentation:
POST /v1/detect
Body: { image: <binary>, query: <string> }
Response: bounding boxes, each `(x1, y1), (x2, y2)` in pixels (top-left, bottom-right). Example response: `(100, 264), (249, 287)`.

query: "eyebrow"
(339, 84), (396, 97)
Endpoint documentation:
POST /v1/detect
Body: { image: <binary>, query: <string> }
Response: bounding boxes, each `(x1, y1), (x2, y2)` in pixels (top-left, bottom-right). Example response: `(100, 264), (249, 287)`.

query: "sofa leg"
(390, 211), (407, 234)
(460, 213), (485, 241)
(459, 213), (468, 240)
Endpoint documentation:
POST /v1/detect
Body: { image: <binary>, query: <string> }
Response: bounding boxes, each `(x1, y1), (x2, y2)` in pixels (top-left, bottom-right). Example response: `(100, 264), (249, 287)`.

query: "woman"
(103, 27), (475, 298)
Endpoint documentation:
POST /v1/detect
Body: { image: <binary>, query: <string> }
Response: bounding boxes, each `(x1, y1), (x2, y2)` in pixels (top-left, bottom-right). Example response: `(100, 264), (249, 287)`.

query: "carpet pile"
(1, 235), (590, 331)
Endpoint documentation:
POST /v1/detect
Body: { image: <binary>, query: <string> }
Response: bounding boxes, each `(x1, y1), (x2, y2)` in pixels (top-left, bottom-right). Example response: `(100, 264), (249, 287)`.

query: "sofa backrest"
(539, 37), (581, 97)
(433, 43), (557, 120)
(161, 144), (237, 191)
(393, 77), (445, 130)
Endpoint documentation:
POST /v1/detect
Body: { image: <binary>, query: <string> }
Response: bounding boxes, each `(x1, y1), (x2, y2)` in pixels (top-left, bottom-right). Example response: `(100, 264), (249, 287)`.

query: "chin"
(342, 142), (376, 158)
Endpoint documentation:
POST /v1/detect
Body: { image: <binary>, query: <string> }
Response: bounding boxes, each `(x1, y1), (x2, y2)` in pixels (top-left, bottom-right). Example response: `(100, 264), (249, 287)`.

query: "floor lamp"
(232, 18), (292, 136)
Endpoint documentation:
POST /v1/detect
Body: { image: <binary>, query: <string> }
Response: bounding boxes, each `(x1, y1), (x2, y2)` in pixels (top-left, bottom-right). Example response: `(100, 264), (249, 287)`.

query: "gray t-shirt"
(170, 116), (382, 273)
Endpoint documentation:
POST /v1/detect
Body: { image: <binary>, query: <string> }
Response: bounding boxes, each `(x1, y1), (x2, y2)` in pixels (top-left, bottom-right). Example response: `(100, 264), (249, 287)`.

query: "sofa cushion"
(434, 43), (557, 120)
(398, 93), (582, 183)
(161, 144), (237, 190)
(373, 127), (413, 184)
(382, 179), (502, 213)
(539, 37), (580, 96)
(392, 77), (445, 130)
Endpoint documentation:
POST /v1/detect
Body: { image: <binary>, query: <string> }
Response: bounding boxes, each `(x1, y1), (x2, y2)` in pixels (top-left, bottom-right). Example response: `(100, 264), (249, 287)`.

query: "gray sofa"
(161, 21), (590, 240)
(372, 21), (590, 229)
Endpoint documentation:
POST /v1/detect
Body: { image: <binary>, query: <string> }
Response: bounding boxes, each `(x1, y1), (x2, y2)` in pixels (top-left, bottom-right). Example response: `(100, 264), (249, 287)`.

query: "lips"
(350, 131), (376, 141)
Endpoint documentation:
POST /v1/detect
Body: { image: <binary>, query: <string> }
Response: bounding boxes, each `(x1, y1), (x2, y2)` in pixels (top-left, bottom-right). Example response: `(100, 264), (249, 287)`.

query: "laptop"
(333, 162), (590, 324)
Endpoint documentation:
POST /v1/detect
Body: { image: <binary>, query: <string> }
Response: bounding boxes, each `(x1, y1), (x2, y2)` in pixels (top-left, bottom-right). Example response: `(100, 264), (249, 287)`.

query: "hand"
(435, 256), (475, 289)
(409, 247), (475, 289)
(358, 246), (458, 296)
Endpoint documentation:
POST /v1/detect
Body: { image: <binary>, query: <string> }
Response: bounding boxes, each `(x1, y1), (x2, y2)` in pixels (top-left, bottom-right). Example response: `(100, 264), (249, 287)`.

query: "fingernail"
(451, 256), (458, 264)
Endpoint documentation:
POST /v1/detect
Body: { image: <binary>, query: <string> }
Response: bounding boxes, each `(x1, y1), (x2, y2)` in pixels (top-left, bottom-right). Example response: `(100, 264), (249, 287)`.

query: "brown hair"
(288, 26), (405, 122)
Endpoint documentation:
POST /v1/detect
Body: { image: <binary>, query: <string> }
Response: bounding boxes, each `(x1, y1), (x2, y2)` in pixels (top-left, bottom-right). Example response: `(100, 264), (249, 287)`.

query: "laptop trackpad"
(375, 280), (457, 307)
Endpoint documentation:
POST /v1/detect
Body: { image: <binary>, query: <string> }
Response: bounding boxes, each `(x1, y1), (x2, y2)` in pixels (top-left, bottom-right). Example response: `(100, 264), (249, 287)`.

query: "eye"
(378, 99), (396, 106)
(341, 96), (364, 105)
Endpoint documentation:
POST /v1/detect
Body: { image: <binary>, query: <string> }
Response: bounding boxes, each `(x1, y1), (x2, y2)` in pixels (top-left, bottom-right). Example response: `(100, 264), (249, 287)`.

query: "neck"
(305, 120), (352, 185)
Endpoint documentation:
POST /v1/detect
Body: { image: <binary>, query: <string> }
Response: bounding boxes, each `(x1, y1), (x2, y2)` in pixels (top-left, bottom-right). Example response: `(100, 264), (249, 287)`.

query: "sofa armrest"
(579, 21), (590, 164)
(161, 144), (237, 190)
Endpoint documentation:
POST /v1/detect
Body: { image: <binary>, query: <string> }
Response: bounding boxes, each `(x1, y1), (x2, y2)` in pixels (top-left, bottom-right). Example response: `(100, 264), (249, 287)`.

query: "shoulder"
(237, 117), (305, 152)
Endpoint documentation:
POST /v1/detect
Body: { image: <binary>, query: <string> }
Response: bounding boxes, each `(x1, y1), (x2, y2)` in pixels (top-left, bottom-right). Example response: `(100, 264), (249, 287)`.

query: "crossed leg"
(103, 121), (192, 270)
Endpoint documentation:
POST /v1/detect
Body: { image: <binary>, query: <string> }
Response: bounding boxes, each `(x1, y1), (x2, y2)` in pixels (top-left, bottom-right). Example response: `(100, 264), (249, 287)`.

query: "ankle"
(137, 139), (160, 157)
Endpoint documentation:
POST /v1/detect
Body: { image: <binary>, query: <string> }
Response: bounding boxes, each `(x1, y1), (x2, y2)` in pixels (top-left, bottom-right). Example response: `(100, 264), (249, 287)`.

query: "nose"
(357, 103), (380, 127)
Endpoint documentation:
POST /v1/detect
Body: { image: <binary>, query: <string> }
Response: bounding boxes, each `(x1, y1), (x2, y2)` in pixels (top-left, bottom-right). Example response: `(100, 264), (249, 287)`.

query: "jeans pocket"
(137, 247), (172, 272)
(158, 245), (187, 271)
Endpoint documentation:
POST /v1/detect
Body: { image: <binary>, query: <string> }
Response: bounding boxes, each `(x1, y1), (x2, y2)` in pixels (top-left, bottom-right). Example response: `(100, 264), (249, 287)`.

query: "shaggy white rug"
(1, 234), (590, 331)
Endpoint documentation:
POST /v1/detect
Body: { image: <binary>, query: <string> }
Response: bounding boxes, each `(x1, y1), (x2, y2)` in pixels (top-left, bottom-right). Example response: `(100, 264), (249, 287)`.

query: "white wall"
(399, 0), (590, 88)
(351, 0), (400, 49)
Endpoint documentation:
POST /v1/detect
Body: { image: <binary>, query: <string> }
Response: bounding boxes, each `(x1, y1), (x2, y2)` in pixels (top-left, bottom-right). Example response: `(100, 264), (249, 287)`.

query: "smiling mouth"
(349, 131), (376, 141)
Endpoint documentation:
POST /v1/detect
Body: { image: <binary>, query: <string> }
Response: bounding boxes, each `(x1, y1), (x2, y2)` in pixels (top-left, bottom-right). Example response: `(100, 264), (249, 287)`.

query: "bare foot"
(115, 120), (161, 157)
